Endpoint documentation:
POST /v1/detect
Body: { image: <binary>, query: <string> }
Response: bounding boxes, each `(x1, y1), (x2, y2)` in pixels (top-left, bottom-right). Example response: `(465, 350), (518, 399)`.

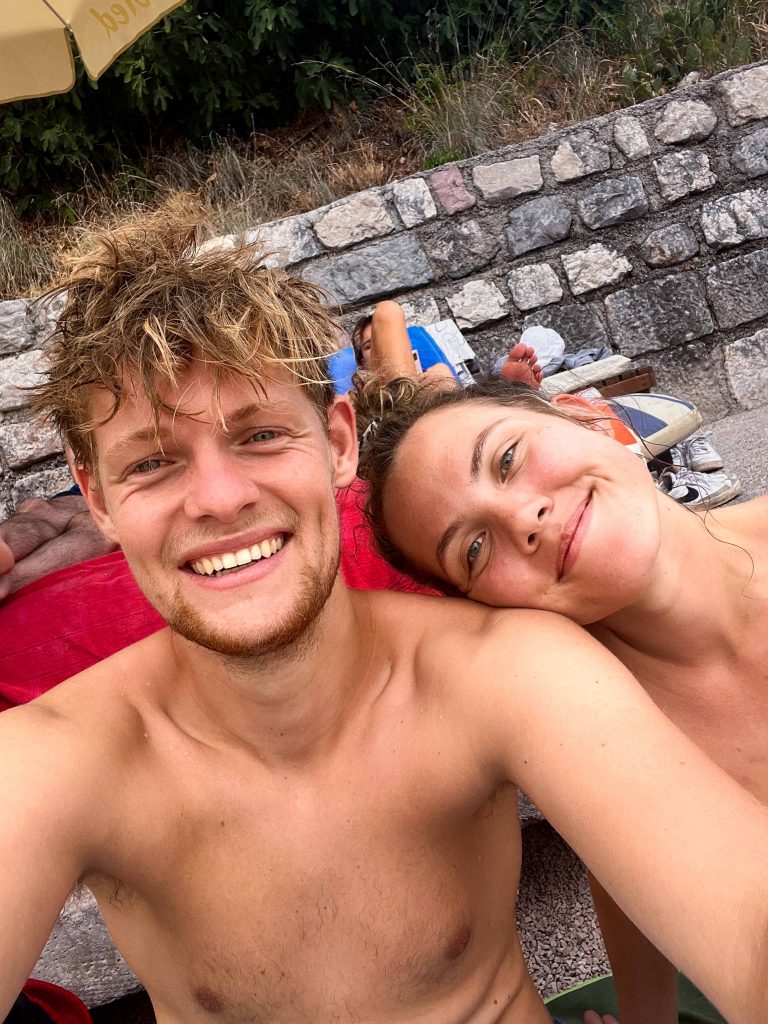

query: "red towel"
(0, 481), (431, 709)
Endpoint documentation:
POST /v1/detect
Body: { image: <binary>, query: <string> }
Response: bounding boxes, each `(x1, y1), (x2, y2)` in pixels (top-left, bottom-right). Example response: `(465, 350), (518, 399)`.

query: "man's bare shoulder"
(1, 628), (172, 757)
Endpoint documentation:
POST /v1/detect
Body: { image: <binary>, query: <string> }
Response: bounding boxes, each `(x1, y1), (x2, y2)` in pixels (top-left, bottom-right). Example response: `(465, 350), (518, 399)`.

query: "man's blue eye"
(500, 445), (515, 480)
(467, 534), (484, 569)
(249, 430), (278, 442)
(134, 459), (163, 474)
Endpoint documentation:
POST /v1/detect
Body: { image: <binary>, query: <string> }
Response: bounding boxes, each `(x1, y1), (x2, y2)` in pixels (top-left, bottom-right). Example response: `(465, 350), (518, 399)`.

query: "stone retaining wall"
(3, 60), (768, 513)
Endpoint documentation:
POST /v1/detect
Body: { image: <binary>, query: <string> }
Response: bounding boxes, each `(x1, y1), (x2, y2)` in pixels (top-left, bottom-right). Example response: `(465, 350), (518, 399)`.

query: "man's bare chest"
(91, 745), (521, 1022)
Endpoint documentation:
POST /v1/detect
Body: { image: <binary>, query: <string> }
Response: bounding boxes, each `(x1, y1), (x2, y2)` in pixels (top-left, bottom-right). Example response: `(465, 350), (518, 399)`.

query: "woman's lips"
(557, 494), (592, 579)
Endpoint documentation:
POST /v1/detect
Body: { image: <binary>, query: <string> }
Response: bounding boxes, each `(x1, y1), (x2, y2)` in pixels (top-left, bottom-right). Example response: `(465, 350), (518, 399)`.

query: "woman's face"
(381, 401), (663, 624)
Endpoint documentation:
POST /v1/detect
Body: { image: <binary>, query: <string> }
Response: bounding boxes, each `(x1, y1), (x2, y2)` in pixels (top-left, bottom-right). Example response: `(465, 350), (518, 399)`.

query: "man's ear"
(327, 396), (359, 488)
(69, 456), (120, 545)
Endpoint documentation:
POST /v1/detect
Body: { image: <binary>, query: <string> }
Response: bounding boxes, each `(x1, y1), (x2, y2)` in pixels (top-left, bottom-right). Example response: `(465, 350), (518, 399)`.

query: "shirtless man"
(2, 216), (768, 1024)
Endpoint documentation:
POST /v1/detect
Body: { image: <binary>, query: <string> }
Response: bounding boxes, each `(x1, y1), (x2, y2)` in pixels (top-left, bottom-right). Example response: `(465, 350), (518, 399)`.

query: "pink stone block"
(428, 166), (476, 215)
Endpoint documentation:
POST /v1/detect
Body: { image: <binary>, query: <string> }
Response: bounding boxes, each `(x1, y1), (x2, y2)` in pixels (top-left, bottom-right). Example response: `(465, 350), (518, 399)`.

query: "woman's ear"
(328, 396), (359, 488)
(550, 392), (605, 423)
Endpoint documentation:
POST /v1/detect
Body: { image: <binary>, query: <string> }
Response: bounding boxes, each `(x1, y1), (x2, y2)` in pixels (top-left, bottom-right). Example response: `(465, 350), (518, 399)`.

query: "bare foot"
(499, 343), (543, 389)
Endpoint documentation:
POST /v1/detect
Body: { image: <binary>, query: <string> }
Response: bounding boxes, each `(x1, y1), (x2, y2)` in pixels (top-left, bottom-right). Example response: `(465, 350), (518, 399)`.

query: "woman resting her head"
(356, 373), (768, 1024)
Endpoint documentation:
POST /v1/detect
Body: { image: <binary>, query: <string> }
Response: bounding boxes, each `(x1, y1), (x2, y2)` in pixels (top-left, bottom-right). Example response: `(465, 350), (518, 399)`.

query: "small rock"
(391, 178), (438, 228)
(731, 128), (768, 179)
(400, 295), (441, 326)
(724, 327), (768, 410)
(0, 300), (32, 357)
(472, 156), (543, 202)
(551, 130), (611, 182)
(639, 224), (699, 267)
(613, 116), (651, 160)
(507, 263), (563, 311)
(0, 349), (44, 412)
(653, 150), (717, 203)
(12, 464), (74, 509)
(718, 66), (768, 126)
(506, 196), (572, 257)
(654, 99), (716, 144)
(428, 166), (477, 215)
(0, 420), (62, 469)
(577, 176), (648, 230)
(561, 244), (632, 295)
(445, 279), (509, 329)
(313, 191), (394, 249)
(700, 188), (768, 250)
(243, 214), (322, 267)
(429, 219), (500, 280)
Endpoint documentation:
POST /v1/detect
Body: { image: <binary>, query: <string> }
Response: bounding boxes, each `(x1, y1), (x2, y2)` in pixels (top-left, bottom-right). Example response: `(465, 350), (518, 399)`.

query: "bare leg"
(368, 301), (418, 382)
(499, 343), (543, 389)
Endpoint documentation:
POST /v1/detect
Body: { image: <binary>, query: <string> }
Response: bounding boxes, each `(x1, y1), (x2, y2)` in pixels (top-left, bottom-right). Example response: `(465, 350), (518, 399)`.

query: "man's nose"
(183, 452), (261, 522)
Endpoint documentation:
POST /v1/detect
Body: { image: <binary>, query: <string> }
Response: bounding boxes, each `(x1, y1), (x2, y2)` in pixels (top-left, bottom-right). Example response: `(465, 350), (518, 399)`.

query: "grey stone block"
(613, 116), (651, 160)
(472, 156), (543, 202)
(718, 66), (768, 126)
(561, 244), (632, 295)
(522, 303), (608, 349)
(700, 188), (768, 250)
(605, 273), (714, 356)
(639, 224), (699, 267)
(242, 215), (322, 267)
(724, 327), (768, 410)
(507, 263), (563, 311)
(0, 300), (31, 356)
(429, 219), (500, 279)
(306, 235), (434, 305)
(0, 350), (44, 412)
(653, 150), (717, 203)
(445, 278), (509, 329)
(652, 339), (734, 422)
(577, 176), (648, 230)
(400, 294), (441, 326)
(654, 99), (717, 144)
(551, 130), (611, 182)
(391, 178), (438, 228)
(506, 196), (572, 257)
(11, 464), (75, 508)
(731, 127), (768, 179)
(313, 191), (394, 249)
(0, 420), (62, 469)
(706, 247), (768, 328)
(30, 291), (67, 347)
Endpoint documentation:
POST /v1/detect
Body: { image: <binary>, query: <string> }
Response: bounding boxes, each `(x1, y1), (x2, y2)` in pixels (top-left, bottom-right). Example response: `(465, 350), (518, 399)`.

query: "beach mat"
(545, 973), (725, 1023)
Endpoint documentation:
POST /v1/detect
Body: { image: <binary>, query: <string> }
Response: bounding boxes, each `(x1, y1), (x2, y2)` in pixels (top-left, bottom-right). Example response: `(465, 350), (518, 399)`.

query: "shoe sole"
(686, 477), (742, 510)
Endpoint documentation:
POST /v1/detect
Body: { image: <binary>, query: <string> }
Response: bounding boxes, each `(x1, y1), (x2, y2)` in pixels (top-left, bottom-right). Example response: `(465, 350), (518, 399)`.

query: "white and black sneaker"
(669, 434), (724, 473)
(658, 466), (742, 510)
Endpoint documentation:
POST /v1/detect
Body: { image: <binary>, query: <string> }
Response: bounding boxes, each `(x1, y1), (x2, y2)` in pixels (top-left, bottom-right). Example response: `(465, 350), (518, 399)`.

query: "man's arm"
(0, 495), (117, 600)
(464, 610), (768, 1024)
(0, 702), (101, 1016)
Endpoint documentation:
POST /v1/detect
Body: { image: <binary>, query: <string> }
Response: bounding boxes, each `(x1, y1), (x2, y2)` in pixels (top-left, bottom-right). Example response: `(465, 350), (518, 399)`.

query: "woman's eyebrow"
(435, 518), (464, 575)
(470, 418), (508, 481)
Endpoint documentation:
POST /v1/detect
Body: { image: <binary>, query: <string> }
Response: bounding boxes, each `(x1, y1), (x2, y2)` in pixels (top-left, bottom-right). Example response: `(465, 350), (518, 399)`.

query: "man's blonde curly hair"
(30, 206), (341, 470)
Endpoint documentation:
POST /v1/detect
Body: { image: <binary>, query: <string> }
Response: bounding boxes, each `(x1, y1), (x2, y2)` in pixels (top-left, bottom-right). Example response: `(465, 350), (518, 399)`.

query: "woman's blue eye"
(500, 445), (515, 480)
(467, 534), (484, 570)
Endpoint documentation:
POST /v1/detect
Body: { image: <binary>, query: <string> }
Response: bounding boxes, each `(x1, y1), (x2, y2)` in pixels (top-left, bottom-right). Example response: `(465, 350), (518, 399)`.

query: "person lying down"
(356, 372), (768, 1024)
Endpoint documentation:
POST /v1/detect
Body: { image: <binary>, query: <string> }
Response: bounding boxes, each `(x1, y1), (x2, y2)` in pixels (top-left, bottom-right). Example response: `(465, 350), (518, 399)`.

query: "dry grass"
(4, 1), (768, 301)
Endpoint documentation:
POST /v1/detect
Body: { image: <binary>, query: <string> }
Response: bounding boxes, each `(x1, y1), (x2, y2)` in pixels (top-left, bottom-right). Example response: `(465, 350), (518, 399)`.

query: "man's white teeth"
(190, 536), (284, 576)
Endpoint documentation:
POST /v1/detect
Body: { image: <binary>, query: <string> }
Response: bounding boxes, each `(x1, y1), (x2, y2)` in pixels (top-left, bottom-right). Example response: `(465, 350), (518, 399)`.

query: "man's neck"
(163, 579), (375, 765)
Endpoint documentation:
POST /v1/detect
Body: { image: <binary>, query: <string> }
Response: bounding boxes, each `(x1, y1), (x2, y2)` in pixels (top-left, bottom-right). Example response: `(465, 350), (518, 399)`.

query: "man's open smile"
(187, 533), (286, 577)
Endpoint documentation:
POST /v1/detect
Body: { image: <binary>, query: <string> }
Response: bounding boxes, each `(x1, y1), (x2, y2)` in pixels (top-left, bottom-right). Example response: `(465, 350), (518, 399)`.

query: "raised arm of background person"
(0, 697), (110, 1017)
(368, 300), (417, 381)
(586, 873), (678, 1024)
(457, 609), (768, 1024)
(0, 494), (117, 601)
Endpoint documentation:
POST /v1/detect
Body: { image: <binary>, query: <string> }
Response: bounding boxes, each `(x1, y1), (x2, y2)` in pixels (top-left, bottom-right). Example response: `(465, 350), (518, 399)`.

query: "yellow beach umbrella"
(0, 0), (188, 104)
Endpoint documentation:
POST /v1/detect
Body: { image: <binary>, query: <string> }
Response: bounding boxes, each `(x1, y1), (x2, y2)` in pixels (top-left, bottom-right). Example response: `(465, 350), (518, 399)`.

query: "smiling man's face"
(76, 361), (357, 659)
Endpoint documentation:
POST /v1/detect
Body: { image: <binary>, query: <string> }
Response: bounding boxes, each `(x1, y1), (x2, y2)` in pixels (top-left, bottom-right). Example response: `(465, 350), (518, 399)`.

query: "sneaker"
(658, 466), (741, 510)
(669, 434), (724, 473)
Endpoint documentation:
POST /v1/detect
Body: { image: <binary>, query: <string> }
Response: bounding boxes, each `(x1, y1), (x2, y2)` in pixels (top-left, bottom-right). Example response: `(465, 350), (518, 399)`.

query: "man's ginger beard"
(135, 514), (341, 660)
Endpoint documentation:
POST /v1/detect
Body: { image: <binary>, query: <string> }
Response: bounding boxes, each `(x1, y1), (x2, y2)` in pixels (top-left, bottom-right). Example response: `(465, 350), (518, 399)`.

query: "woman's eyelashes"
(499, 443), (516, 481)
(466, 532), (485, 572)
